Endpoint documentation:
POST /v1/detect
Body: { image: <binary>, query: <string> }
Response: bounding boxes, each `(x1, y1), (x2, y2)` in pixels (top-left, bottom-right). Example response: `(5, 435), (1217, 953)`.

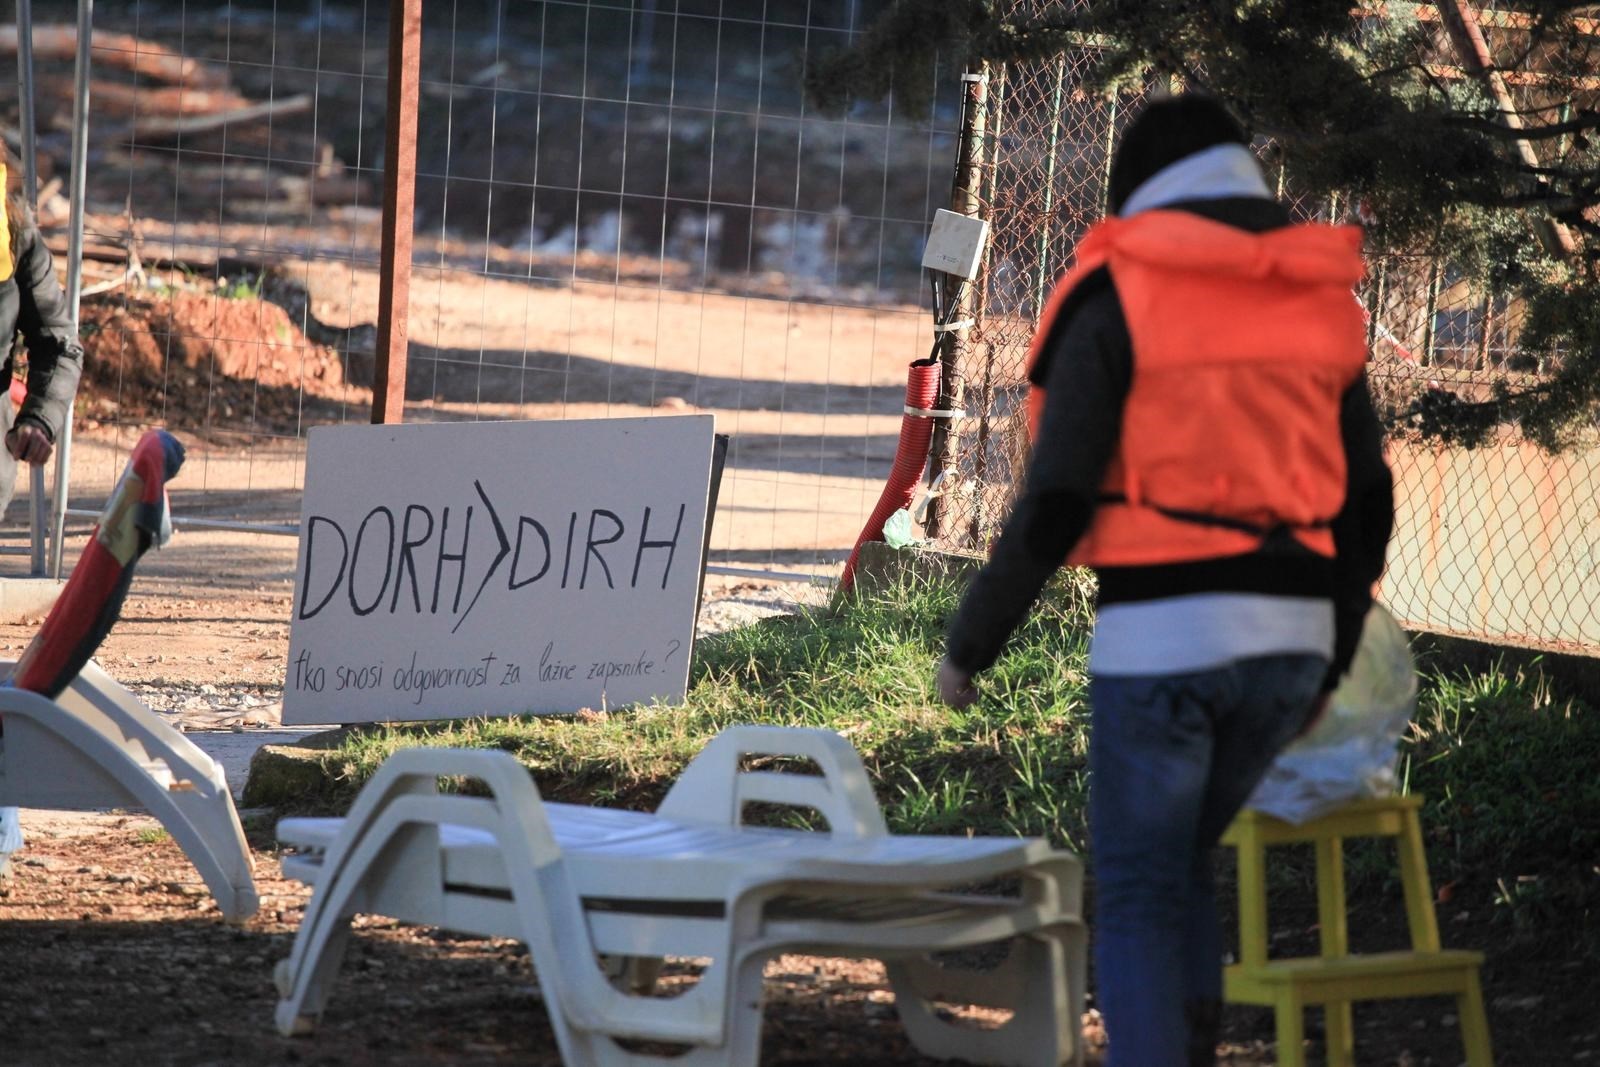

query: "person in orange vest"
(937, 95), (1394, 1065)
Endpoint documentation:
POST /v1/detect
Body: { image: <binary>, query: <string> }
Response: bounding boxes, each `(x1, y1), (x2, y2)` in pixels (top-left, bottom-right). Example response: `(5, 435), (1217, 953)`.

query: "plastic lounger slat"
(765, 894), (1009, 923)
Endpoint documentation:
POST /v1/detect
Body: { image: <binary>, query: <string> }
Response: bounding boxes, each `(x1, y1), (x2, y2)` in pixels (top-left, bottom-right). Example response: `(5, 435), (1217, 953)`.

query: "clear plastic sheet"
(1248, 604), (1418, 824)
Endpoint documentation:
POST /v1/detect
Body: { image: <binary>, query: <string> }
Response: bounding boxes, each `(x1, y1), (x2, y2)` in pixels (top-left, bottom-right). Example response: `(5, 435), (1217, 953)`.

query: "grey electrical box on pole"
(922, 209), (990, 282)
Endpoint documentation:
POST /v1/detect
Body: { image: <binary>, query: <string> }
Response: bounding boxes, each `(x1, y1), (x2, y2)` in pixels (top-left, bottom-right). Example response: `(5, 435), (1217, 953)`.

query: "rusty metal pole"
(1436, 0), (1577, 261)
(374, 0), (422, 424)
(49, 0), (92, 579)
(924, 66), (988, 542)
(966, 66), (1006, 549)
(16, 0), (47, 575)
(1421, 260), (1441, 367)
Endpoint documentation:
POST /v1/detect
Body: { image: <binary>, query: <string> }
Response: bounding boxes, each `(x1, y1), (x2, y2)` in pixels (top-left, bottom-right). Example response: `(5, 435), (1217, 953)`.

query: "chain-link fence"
(1366, 260), (1600, 652)
(935, 1), (1600, 655)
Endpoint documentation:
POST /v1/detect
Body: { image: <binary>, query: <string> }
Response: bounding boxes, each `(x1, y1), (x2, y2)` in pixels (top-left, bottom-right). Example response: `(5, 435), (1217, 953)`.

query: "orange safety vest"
(1026, 210), (1368, 568)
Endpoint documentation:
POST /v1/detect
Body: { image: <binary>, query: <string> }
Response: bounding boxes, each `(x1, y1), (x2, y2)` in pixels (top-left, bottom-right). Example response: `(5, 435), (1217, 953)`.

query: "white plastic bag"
(1247, 604), (1417, 824)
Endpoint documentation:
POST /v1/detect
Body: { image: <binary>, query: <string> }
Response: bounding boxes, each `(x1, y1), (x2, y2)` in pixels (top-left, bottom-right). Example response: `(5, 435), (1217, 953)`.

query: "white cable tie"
(960, 73), (989, 84)
(932, 318), (975, 333)
(913, 470), (958, 524)
(904, 405), (967, 419)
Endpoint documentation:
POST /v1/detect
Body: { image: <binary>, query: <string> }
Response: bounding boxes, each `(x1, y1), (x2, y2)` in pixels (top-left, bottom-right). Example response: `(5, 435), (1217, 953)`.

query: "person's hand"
(6, 424), (53, 466)
(936, 658), (979, 709)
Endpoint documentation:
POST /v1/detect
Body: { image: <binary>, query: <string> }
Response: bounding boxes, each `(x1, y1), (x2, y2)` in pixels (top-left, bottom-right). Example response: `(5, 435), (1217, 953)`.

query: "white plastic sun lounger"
(0, 658), (259, 922)
(274, 726), (1085, 1066)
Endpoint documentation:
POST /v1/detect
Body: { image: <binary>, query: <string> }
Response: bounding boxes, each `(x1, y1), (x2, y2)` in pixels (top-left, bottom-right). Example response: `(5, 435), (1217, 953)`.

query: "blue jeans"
(1089, 654), (1327, 1066)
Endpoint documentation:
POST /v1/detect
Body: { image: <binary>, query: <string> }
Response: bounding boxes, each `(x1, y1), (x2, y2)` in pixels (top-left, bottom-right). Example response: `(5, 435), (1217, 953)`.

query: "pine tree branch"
(1436, 0), (1579, 258)
(1449, 112), (1600, 139)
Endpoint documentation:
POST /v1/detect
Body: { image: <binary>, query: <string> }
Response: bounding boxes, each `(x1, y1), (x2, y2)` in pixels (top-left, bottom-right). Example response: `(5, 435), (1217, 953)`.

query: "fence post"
(1421, 260), (1441, 367)
(48, 0), (92, 580)
(1475, 292), (1494, 371)
(1097, 93), (1118, 218)
(1367, 258), (1387, 353)
(966, 65), (1006, 549)
(1029, 56), (1066, 319)
(15, 0), (46, 576)
(374, 0), (423, 425)
(923, 64), (988, 541)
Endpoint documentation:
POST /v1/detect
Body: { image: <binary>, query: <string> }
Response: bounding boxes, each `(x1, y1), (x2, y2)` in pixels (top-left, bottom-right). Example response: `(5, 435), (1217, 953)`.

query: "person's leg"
(1181, 849), (1226, 1066)
(1090, 668), (1232, 1067)
(1179, 653), (1329, 1064)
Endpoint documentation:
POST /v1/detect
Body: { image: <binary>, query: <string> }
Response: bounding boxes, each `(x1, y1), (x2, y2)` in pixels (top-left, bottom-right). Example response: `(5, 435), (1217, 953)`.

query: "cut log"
(0, 25), (229, 88)
(183, 167), (370, 207)
(43, 80), (255, 119)
(107, 94), (314, 143)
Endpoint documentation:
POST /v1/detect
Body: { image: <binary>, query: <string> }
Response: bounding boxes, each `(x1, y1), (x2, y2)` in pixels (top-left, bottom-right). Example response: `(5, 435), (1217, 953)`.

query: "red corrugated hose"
(838, 358), (941, 593)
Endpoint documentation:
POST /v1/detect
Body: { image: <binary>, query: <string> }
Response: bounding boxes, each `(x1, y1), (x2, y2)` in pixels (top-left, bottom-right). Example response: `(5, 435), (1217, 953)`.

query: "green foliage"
(807, 0), (1600, 447)
(215, 273), (264, 301)
(1404, 659), (1600, 957)
(804, 0), (990, 116)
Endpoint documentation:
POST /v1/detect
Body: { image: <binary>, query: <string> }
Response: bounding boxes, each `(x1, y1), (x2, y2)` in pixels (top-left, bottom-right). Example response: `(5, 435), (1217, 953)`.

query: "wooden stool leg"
(1325, 1002), (1356, 1067)
(1314, 836), (1349, 956)
(1235, 822), (1270, 969)
(1458, 968), (1495, 1066)
(1314, 836), (1355, 1065)
(1274, 991), (1306, 1067)
(1396, 810), (1442, 951)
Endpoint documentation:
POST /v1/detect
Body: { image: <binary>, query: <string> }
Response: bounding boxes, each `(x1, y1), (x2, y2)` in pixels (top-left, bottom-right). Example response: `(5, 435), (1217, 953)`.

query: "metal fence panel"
(1, 0), (960, 594)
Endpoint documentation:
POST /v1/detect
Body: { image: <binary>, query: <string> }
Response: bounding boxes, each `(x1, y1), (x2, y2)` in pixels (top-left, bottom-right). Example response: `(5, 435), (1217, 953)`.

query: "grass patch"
(303, 570), (1098, 847)
(1402, 658), (1599, 958)
(135, 826), (170, 845)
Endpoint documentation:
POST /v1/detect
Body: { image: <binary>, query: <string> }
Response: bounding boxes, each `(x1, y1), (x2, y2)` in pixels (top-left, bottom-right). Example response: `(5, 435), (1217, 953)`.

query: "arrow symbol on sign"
(452, 478), (512, 634)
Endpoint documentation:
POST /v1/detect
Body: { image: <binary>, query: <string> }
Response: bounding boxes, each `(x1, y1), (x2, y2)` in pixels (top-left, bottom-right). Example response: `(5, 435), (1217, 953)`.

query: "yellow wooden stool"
(1221, 794), (1493, 1066)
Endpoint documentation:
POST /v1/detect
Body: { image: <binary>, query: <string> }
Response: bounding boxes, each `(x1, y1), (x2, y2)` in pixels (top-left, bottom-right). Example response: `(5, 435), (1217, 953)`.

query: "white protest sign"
(283, 415), (714, 725)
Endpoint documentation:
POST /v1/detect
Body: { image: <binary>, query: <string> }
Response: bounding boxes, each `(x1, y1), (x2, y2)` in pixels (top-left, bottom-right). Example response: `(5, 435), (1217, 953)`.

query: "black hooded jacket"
(0, 217), (85, 442)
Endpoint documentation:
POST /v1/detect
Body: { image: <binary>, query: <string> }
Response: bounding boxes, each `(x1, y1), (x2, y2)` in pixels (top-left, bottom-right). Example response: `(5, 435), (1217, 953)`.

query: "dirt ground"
(67, 245), (943, 567)
(5, 815), (1096, 1067)
(5, 808), (1591, 1066)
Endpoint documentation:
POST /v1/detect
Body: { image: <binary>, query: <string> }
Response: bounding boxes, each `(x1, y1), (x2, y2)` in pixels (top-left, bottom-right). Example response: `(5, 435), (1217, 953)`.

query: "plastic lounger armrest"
(656, 726), (888, 839)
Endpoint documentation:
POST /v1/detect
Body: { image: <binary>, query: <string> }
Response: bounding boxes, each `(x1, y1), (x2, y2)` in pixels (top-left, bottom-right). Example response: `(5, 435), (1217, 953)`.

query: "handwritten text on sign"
(283, 416), (714, 724)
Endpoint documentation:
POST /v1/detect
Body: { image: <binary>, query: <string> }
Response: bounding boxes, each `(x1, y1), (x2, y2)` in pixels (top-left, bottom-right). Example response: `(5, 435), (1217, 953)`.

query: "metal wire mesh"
(1364, 255), (1600, 651)
(937, 1), (1600, 654)
(398, 0), (962, 583)
(0, 0), (962, 597)
(0, 0), (389, 539)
